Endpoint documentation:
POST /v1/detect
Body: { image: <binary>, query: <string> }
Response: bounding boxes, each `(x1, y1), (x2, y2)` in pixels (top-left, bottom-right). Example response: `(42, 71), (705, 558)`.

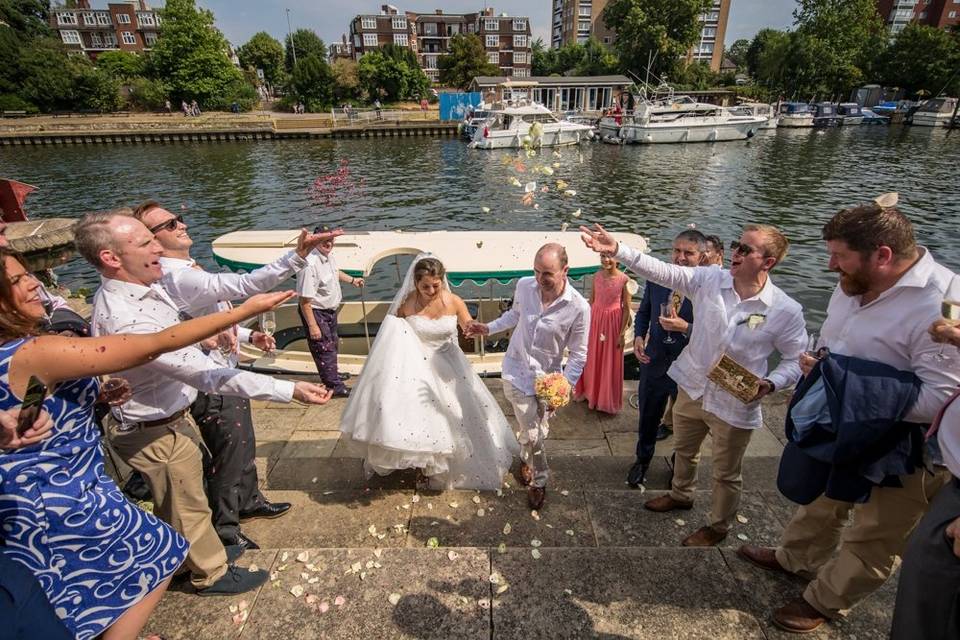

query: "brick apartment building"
(49, 0), (160, 60)
(550, 0), (731, 72)
(329, 35), (354, 62)
(348, 4), (532, 83)
(877, 0), (960, 34)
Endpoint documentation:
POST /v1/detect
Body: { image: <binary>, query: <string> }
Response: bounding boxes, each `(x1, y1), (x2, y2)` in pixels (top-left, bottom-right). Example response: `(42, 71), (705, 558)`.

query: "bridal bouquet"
(535, 373), (571, 410)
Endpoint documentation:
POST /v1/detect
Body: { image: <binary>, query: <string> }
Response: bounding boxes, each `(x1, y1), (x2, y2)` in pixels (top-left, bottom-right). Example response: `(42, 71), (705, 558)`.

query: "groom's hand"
(465, 321), (489, 337)
(293, 382), (333, 405)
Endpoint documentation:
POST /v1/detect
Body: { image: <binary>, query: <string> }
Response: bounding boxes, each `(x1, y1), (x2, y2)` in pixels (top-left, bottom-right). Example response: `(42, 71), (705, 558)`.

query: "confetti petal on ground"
(388, 593), (401, 606)
(563, 588), (573, 595)
(305, 594), (318, 605)
(411, 495), (420, 503)
(311, 477), (318, 484)
(531, 549), (542, 559)
(478, 598), (491, 609)
(489, 572), (502, 584)
(449, 502), (459, 508)
(561, 222), (569, 232)
(334, 596), (346, 607)
(248, 564), (258, 572)
(674, 519), (686, 526)
(481, 206), (491, 213)
(563, 190), (577, 197)
(572, 208), (582, 217)
(426, 537), (440, 548)
(229, 604), (238, 614)
(531, 510), (541, 521)
(351, 562), (362, 573)
(560, 490), (570, 496)
(497, 583), (510, 594)
(477, 509), (485, 517)
(296, 551), (309, 563)
(497, 542), (507, 554)
(280, 552), (289, 562)
(737, 533), (750, 541)
(565, 529), (575, 536)
(319, 601), (330, 613)
(367, 525), (377, 535)
(290, 585), (304, 598)
(447, 550), (459, 561)
(736, 514), (749, 524)
(472, 495), (481, 504)
(530, 539), (542, 547)
(373, 548), (383, 558)
(503, 523), (512, 535)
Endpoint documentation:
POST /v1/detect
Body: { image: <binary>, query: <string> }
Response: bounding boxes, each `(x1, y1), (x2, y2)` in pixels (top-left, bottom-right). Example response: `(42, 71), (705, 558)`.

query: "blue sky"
(193, 0), (796, 50)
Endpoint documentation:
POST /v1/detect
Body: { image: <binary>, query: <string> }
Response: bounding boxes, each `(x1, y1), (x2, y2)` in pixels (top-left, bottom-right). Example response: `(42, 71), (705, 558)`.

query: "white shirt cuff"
(273, 379), (296, 403)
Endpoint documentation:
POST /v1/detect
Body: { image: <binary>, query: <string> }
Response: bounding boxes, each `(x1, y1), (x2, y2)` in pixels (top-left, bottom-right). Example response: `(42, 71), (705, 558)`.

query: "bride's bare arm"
(451, 294), (474, 331)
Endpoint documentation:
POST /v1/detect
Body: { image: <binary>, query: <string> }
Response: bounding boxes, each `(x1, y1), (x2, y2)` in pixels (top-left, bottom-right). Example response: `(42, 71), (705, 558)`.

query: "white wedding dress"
(339, 313), (519, 490)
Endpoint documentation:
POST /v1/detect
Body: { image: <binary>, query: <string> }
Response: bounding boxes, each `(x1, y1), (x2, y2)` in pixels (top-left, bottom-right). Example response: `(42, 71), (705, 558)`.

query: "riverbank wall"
(0, 112), (459, 145)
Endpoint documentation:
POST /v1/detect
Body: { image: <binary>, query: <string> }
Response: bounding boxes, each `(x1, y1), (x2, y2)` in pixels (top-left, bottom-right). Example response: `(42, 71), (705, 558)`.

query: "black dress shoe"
(627, 461), (648, 489)
(224, 544), (245, 564)
(240, 501), (292, 522)
(220, 531), (260, 551)
(332, 388), (351, 398)
(338, 372), (351, 381)
(197, 566), (269, 597)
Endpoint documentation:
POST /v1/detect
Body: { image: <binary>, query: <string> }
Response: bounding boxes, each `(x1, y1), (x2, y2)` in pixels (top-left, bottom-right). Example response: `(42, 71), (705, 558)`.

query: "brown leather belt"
(140, 408), (189, 428)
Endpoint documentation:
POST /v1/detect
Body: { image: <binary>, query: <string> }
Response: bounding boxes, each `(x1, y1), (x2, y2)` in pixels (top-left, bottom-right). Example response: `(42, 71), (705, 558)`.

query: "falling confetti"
(571, 208), (582, 218)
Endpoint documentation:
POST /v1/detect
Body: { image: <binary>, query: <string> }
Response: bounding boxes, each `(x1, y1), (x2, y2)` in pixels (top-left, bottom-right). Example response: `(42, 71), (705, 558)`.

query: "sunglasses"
(729, 240), (763, 258)
(149, 214), (184, 234)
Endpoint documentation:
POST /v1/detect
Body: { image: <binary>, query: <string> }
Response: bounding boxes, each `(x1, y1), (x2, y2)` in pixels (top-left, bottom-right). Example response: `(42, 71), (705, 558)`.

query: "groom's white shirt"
(487, 276), (590, 396)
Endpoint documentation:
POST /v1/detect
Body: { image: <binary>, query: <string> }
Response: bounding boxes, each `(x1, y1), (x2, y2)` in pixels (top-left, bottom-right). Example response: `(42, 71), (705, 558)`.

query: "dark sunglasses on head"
(149, 214), (184, 234)
(729, 240), (762, 257)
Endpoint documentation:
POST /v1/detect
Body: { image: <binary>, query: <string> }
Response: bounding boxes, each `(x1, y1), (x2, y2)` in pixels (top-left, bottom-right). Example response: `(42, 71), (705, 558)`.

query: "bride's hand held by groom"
(465, 321), (489, 338)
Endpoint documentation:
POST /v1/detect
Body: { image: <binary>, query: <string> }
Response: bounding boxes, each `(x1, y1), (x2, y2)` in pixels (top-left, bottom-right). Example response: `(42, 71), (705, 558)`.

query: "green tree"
(0, 0), (52, 38)
(147, 0), (255, 109)
(677, 61), (715, 89)
(726, 38), (750, 70)
(16, 37), (77, 111)
(879, 23), (960, 98)
(72, 62), (123, 112)
(128, 77), (171, 110)
(437, 33), (498, 90)
(574, 37), (620, 75)
(331, 58), (361, 102)
(238, 31), (284, 85)
(95, 50), (145, 80)
(359, 48), (430, 101)
(602, 0), (712, 80)
(289, 53), (333, 110)
(791, 0), (886, 97)
(532, 37), (559, 75)
(285, 28), (325, 72)
(747, 29), (791, 94)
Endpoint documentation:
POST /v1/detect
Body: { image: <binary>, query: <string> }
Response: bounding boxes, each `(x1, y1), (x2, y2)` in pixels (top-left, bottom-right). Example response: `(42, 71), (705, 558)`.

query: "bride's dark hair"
(413, 257), (446, 282)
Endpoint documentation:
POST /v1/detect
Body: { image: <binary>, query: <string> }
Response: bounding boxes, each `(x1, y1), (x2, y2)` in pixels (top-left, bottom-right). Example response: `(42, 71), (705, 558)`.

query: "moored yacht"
(911, 97), (959, 127)
(811, 102), (841, 127)
(837, 103), (865, 125)
(468, 102), (594, 149)
(617, 102), (766, 144)
(731, 102), (779, 129)
(778, 102), (815, 128)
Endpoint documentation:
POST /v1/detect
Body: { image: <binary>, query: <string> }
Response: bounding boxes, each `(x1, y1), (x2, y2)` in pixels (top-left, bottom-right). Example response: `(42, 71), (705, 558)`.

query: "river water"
(3, 126), (959, 328)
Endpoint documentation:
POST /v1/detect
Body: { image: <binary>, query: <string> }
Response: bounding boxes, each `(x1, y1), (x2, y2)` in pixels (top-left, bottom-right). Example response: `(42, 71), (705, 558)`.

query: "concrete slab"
(251, 407), (302, 441)
(406, 489), (596, 548)
(242, 490), (413, 548)
(587, 490), (784, 548)
(544, 401), (604, 439)
(266, 457), (365, 491)
(595, 406), (640, 433)
(688, 456), (783, 491)
(297, 404), (345, 431)
(762, 390), (791, 445)
(142, 550), (276, 640)
(491, 547), (765, 639)
(719, 547), (900, 639)
(544, 439), (611, 456)
(605, 431), (677, 459)
(549, 455), (673, 491)
(278, 430), (341, 458)
(255, 457), (280, 490)
(241, 548), (490, 639)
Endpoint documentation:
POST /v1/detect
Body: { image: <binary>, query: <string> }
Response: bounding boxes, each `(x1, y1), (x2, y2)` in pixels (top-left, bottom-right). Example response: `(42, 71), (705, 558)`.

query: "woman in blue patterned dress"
(0, 248), (294, 640)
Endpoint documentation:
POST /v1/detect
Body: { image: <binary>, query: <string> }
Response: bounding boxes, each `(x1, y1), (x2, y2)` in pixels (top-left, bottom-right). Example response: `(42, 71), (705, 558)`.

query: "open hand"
(296, 227), (345, 258)
(293, 381), (333, 405)
(0, 407), (54, 449)
(237, 291), (295, 318)
(579, 223), (618, 256)
(658, 309), (688, 334)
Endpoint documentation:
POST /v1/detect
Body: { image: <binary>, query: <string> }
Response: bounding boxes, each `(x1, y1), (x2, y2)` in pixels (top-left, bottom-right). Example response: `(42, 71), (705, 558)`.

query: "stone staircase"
(139, 382), (897, 639)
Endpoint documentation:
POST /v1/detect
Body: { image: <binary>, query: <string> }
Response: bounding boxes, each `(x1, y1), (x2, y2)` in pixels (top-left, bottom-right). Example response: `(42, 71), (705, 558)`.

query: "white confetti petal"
(531, 549), (542, 559)
(489, 572), (502, 584)
(319, 601), (330, 613)
(248, 564), (259, 572)
(503, 523), (512, 535)
(449, 502), (459, 508)
(737, 533), (750, 541)
(478, 598), (491, 609)
(530, 539), (542, 548)
(565, 530), (575, 536)
(296, 551), (309, 563)
(560, 490), (570, 496)
(447, 550), (459, 561)
(481, 206), (491, 213)
(334, 595), (346, 607)
(477, 509), (485, 517)
(736, 514), (749, 524)
(411, 495), (421, 503)
(497, 583), (510, 594)
(289, 585), (304, 598)
(472, 495), (481, 504)
(531, 510), (541, 521)
(388, 592), (401, 605)
(367, 524), (377, 535)
(674, 519), (686, 526)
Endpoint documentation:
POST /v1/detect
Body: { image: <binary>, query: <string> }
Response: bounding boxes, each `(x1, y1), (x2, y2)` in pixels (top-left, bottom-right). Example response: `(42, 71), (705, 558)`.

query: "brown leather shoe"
(737, 545), (793, 576)
(773, 597), (828, 633)
(527, 486), (546, 510)
(519, 463), (534, 487)
(681, 525), (727, 547)
(643, 494), (694, 512)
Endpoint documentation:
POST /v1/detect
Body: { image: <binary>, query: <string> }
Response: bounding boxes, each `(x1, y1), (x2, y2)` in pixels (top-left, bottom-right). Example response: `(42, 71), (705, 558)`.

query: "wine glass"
(805, 332), (821, 358)
(100, 378), (128, 427)
(660, 302), (676, 344)
(216, 331), (234, 358)
(260, 311), (276, 337)
(933, 298), (960, 362)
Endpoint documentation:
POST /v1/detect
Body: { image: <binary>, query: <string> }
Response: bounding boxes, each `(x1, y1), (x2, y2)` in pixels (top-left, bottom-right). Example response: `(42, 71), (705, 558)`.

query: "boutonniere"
(738, 313), (767, 330)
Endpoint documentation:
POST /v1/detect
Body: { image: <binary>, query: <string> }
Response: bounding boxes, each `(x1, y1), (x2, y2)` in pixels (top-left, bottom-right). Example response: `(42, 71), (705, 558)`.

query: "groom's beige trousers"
(502, 380), (551, 488)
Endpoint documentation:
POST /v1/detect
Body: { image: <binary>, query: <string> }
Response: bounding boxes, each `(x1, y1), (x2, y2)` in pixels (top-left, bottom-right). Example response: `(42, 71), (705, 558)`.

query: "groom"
(468, 243), (590, 510)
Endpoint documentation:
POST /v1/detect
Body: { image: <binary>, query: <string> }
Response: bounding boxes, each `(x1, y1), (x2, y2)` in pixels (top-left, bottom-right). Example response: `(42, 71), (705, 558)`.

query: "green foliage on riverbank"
(438, 34), (498, 90)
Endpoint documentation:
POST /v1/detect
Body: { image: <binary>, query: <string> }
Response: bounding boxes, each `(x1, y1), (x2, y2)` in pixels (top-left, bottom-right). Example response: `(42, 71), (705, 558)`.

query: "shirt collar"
(159, 255), (195, 272)
(887, 247), (934, 291)
(719, 270), (775, 307)
(101, 276), (174, 306)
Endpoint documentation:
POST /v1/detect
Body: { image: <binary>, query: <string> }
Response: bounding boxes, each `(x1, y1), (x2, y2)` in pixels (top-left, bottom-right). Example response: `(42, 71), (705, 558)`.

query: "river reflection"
(2, 126), (958, 327)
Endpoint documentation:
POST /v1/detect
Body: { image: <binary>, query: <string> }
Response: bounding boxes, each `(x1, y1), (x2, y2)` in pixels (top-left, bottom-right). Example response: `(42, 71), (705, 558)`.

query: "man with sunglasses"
(738, 197), (958, 634)
(581, 222), (807, 547)
(133, 201), (342, 553)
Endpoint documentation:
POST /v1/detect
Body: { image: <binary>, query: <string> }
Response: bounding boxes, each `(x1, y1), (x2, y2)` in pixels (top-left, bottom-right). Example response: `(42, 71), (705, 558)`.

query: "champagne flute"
(260, 311), (276, 337)
(933, 299), (960, 362)
(660, 302), (676, 344)
(216, 331), (234, 358)
(805, 332), (821, 358)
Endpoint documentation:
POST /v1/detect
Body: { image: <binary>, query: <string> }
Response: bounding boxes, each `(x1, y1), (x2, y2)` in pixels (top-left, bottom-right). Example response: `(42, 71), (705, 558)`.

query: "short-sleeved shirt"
(297, 250), (342, 310)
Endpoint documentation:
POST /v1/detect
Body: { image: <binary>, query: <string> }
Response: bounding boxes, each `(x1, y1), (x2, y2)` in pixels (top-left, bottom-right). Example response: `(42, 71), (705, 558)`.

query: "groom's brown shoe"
(644, 494), (693, 512)
(518, 463), (534, 487)
(527, 486), (546, 510)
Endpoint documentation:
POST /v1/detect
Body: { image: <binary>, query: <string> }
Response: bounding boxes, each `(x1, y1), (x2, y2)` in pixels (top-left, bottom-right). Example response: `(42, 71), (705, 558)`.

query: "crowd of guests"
(1, 192), (960, 639)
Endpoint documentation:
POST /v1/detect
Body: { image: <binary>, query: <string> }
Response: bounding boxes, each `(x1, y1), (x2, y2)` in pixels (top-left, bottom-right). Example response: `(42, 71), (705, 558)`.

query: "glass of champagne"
(216, 331), (234, 358)
(260, 310), (276, 338)
(934, 299), (960, 362)
(660, 302), (676, 344)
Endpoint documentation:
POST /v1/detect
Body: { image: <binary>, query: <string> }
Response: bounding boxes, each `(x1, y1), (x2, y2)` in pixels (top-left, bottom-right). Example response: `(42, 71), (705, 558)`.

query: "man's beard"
(838, 270), (871, 296)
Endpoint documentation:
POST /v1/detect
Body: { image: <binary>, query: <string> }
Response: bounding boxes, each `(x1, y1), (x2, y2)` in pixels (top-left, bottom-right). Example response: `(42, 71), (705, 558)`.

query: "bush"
(0, 93), (38, 113)
(127, 77), (170, 110)
(72, 66), (123, 113)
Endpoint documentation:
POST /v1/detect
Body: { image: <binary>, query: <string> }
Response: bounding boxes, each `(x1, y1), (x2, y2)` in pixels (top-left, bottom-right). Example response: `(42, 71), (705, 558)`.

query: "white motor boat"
(731, 102), (779, 129)
(469, 102), (594, 149)
(911, 97), (959, 127)
(598, 94), (722, 138)
(778, 102), (815, 128)
(617, 103), (766, 144)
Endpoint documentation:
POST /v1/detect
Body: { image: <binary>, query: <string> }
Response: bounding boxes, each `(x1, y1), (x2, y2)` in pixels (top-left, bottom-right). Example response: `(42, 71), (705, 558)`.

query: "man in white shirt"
(736, 198), (958, 633)
(297, 228), (364, 398)
(133, 201), (341, 552)
(891, 320), (960, 639)
(468, 243), (590, 510)
(581, 222), (807, 547)
(76, 211), (331, 597)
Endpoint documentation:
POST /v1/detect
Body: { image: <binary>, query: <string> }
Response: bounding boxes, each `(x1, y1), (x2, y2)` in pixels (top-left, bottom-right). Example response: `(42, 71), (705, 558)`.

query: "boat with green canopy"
(212, 229), (646, 375)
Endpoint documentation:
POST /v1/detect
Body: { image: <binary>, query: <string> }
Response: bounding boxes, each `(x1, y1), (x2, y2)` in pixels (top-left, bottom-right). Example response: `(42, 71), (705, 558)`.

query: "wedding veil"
(385, 252), (452, 317)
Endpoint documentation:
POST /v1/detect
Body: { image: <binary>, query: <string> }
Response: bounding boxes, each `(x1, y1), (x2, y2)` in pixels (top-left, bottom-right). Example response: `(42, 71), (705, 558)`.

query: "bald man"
(469, 244), (590, 510)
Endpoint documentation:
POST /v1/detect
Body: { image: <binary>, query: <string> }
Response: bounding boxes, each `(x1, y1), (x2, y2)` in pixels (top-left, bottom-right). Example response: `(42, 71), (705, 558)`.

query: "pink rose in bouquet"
(534, 373), (571, 410)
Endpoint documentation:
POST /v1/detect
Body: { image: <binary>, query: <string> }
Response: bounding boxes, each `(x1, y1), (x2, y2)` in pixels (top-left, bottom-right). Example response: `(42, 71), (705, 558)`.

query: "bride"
(339, 254), (518, 490)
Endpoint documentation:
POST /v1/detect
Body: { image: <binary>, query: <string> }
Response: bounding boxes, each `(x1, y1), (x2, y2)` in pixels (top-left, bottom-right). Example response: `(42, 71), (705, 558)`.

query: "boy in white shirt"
(297, 227), (364, 397)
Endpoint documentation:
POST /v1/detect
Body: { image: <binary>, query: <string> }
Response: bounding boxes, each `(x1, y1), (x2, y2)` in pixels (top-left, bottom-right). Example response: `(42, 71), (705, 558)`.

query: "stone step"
(143, 545), (897, 640)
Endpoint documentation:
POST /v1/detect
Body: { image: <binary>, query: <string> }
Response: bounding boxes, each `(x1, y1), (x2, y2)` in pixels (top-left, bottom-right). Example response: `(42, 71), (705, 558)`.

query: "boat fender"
(746, 129), (756, 139)
(483, 126), (489, 139)
(708, 129), (718, 141)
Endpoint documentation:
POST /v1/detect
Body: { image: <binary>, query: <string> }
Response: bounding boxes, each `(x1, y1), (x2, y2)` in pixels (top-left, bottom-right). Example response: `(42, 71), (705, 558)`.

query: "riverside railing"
(330, 108), (436, 126)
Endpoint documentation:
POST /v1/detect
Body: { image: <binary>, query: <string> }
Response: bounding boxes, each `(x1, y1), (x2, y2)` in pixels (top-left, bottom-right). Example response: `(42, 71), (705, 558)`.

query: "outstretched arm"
(452, 294), (474, 332)
(8, 291), (293, 398)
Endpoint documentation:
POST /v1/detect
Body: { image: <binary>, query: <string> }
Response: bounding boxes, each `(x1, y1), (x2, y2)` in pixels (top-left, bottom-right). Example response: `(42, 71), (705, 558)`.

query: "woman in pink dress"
(575, 255), (631, 414)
